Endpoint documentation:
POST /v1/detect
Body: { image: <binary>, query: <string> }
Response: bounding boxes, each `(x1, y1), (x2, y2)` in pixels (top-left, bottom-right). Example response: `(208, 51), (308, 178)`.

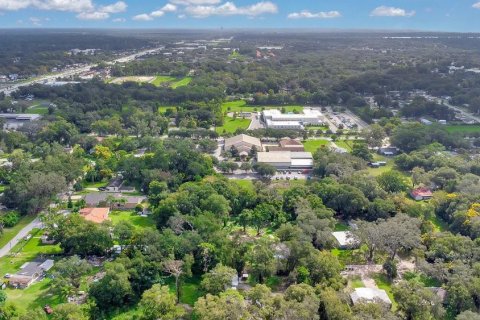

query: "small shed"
(332, 231), (359, 249)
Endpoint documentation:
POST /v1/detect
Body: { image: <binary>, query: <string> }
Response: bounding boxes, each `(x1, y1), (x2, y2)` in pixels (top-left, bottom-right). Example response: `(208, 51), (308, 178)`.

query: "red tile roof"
(79, 207), (110, 223)
(411, 187), (433, 198)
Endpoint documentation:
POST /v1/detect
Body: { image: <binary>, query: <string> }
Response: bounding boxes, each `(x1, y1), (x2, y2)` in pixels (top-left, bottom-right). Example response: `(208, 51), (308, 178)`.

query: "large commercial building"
(0, 113), (42, 130)
(256, 151), (313, 169)
(224, 134), (263, 157)
(262, 108), (323, 130)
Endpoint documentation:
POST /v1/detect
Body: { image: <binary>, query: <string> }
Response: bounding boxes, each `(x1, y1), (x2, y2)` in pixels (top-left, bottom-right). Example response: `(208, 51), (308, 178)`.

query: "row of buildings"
(261, 108), (324, 130)
(224, 134), (313, 170)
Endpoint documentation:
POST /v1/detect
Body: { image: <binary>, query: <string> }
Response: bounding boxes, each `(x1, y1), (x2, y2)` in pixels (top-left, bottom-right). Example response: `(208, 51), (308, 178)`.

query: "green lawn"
(216, 117), (251, 133)
(0, 214), (36, 248)
(403, 271), (442, 287)
(334, 222), (349, 231)
(82, 180), (107, 189)
(165, 276), (203, 306)
(221, 100), (304, 114)
(109, 211), (155, 229)
(334, 140), (354, 152)
(373, 273), (397, 310)
(445, 124), (480, 134)
(151, 76), (177, 86)
(303, 139), (330, 153)
(170, 77), (192, 89)
(27, 105), (49, 115)
(232, 179), (255, 192)
(4, 278), (65, 313)
(158, 105), (176, 114)
(350, 276), (365, 288)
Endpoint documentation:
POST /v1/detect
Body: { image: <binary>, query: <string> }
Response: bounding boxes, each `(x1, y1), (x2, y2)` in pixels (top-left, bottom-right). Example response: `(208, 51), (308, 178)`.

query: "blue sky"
(0, 0), (480, 31)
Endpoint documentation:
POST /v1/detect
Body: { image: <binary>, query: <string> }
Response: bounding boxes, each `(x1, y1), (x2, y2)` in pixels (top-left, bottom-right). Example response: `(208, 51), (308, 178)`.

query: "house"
(267, 138), (305, 152)
(105, 176), (124, 192)
(378, 147), (399, 156)
(256, 151), (313, 169)
(350, 288), (392, 306)
(79, 207), (110, 223)
(224, 134), (263, 157)
(331, 231), (359, 249)
(410, 187), (433, 201)
(84, 192), (146, 209)
(8, 259), (54, 289)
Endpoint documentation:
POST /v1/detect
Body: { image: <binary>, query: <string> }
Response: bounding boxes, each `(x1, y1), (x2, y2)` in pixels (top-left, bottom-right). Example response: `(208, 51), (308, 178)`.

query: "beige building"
(256, 151), (313, 169)
(224, 134), (263, 157)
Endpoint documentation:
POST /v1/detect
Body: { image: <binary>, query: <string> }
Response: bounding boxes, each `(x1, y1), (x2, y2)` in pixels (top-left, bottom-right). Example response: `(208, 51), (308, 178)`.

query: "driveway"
(0, 217), (43, 258)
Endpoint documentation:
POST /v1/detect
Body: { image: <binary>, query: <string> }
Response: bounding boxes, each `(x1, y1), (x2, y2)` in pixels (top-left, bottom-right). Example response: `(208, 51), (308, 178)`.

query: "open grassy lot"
(151, 75), (177, 86)
(82, 180), (107, 189)
(373, 273), (397, 310)
(216, 117), (251, 133)
(109, 211), (155, 229)
(303, 139), (330, 153)
(334, 140), (354, 152)
(445, 124), (480, 134)
(27, 105), (49, 115)
(232, 179), (255, 192)
(4, 278), (65, 313)
(158, 105), (176, 114)
(221, 100), (304, 114)
(350, 276), (365, 288)
(170, 77), (192, 89)
(0, 214), (36, 248)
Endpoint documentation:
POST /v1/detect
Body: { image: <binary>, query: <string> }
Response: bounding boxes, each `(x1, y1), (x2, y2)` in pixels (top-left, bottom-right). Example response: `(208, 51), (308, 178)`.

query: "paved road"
(0, 217), (43, 259)
(0, 47), (164, 96)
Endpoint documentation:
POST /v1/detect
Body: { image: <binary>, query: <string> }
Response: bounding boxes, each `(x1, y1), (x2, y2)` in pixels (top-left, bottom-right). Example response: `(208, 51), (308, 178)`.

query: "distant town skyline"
(0, 0), (480, 32)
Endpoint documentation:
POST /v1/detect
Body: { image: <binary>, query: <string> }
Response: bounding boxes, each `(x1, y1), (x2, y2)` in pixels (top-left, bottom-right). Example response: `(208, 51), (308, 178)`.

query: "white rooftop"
(332, 231), (357, 247)
(350, 288), (392, 305)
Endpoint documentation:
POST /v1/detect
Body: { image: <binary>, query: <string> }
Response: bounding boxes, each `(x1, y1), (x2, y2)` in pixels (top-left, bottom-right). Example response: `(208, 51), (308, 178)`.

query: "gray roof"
(17, 259), (54, 277)
(225, 134), (262, 149)
(84, 192), (146, 205)
(351, 288), (392, 305)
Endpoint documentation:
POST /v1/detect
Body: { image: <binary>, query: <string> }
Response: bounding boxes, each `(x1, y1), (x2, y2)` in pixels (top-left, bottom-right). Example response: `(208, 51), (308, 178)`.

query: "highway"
(0, 46), (163, 96)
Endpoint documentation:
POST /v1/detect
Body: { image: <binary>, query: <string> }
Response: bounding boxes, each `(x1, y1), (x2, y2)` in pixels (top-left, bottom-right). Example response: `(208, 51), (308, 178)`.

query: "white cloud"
(473, 2), (480, 9)
(161, 3), (177, 12)
(132, 13), (153, 21)
(288, 10), (341, 19)
(370, 6), (415, 17)
(170, 0), (221, 5)
(77, 11), (109, 20)
(112, 17), (125, 22)
(29, 16), (42, 25)
(151, 10), (165, 17)
(100, 1), (126, 13)
(185, 1), (278, 18)
(0, 0), (126, 21)
(0, 0), (94, 12)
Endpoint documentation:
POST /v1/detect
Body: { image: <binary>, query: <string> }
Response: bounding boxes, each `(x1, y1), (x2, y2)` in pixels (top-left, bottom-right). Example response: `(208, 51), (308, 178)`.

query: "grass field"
(27, 105), (49, 115)
(445, 124), (480, 134)
(82, 180), (107, 189)
(216, 117), (251, 133)
(151, 76), (176, 86)
(221, 100), (304, 114)
(334, 140), (354, 152)
(109, 211), (155, 229)
(158, 105), (176, 114)
(350, 276), (365, 288)
(303, 139), (330, 153)
(109, 76), (155, 85)
(171, 77), (192, 89)
(373, 273), (397, 310)
(0, 214), (36, 248)
(233, 179), (255, 192)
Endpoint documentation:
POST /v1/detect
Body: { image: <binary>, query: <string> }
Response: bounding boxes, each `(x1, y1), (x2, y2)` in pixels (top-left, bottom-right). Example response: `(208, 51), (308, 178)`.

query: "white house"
(350, 288), (392, 306)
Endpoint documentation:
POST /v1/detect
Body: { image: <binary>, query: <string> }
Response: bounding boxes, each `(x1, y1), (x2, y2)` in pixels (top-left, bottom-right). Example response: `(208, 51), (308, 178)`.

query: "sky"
(0, 0), (480, 32)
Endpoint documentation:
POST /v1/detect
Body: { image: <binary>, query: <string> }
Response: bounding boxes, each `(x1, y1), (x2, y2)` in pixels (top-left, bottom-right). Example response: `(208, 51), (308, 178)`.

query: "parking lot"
(273, 169), (312, 181)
